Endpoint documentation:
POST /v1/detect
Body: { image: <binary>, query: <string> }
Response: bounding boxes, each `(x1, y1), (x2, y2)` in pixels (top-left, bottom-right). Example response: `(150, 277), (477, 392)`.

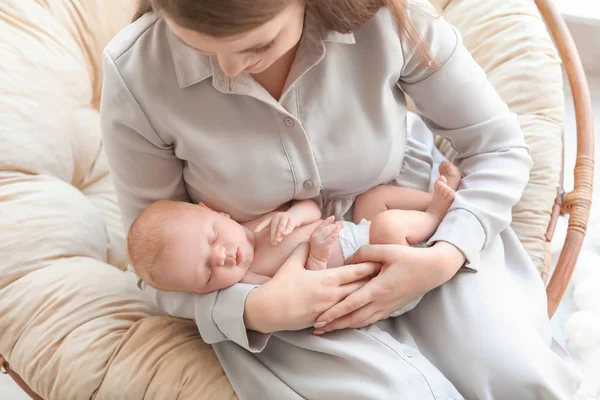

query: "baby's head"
(128, 200), (255, 294)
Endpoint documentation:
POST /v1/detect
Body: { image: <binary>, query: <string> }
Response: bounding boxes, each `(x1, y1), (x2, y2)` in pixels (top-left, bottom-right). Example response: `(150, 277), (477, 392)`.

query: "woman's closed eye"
(251, 41), (275, 54)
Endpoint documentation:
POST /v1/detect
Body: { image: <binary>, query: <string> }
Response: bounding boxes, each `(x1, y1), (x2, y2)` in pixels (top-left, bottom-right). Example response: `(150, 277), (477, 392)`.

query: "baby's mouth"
(236, 247), (243, 265)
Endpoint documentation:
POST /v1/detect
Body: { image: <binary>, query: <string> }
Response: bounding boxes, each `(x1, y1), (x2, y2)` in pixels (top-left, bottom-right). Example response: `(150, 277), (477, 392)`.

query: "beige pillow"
(0, 0), (235, 398)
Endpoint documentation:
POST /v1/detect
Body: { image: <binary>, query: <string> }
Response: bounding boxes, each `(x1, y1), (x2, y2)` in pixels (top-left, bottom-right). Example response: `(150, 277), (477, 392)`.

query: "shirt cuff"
(207, 283), (271, 353)
(146, 283), (271, 353)
(427, 208), (485, 271)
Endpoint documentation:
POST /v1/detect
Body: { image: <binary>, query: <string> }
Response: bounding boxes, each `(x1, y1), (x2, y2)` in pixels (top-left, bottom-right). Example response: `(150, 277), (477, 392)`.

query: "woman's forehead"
(164, 4), (294, 54)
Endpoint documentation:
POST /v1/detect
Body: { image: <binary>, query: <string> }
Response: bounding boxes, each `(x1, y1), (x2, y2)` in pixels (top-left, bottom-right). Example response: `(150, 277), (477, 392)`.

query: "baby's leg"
(353, 185), (432, 223)
(306, 217), (344, 270)
(370, 177), (456, 246)
(425, 175), (456, 220)
(353, 162), (461, 223)
(369, 210), (436, 246)
(438, 161), (461, 191)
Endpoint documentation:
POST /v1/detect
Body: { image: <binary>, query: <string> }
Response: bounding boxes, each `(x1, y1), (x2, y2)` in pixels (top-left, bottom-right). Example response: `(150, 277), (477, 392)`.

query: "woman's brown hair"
(133, 0), (436, 68)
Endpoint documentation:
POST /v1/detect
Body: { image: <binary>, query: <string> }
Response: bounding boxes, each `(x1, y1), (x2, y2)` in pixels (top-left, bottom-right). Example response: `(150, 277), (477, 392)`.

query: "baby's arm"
(306, 217), (344, 271)
(287, 199), (322, 225)
(240, 271), (271, 285)
(254, 199), (322, 245)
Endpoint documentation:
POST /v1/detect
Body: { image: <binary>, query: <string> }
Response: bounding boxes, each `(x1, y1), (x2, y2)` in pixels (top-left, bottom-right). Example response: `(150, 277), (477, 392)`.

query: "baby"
(129, 162), (461, 314)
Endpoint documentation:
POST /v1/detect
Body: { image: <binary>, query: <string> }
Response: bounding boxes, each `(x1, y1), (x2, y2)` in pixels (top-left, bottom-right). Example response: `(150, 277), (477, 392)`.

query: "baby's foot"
(438, 161), (461, 191)
(427, 175), (456, 219)
(306, 217), (344, 271)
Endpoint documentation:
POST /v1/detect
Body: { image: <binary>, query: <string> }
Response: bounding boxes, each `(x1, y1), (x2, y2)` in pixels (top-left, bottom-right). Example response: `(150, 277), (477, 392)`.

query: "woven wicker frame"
(0, 0), (594, 398)
(535, 0), (595, 318)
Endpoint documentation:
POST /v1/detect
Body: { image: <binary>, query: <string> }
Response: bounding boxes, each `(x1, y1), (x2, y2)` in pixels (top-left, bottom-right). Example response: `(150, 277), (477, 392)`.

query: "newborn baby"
(129, 162), (461, 315)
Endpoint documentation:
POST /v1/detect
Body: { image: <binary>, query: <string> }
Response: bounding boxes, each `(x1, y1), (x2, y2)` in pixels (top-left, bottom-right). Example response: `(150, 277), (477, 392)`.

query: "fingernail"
(313, 322), (326, 328)
(313, 330), (324, 335)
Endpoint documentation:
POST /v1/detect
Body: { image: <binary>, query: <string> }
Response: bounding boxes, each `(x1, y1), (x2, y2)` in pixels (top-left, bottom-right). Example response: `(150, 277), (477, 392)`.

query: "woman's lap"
(380, 228), (581, 399)
(214, 229), (580, 400)
(215, 322), (463, 399)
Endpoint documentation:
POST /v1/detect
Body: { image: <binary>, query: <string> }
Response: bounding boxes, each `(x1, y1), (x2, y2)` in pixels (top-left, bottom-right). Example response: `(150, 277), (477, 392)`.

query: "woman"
(100, 0), (580, 398)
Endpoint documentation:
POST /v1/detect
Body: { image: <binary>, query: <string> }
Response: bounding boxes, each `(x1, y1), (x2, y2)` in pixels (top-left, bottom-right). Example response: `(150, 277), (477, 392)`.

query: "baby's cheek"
(228, 268), (248, 287)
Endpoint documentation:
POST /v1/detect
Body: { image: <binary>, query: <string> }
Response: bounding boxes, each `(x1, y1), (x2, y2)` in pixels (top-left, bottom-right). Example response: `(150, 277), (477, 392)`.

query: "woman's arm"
(312, 2), (533, 332)
(100, 49), (270, 352)
(398, 0), (533, 269)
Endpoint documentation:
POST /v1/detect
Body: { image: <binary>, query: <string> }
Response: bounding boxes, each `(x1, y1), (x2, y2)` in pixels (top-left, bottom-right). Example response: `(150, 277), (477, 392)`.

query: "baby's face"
(160, 206), (255, 293)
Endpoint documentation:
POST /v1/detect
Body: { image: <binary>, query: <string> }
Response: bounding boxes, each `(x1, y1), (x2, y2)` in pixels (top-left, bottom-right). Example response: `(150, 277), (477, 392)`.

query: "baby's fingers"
(271, 217), (280, 244)
(255, 217), (272, 233)
(271, 216), (287, 244)
(283, 220), (297, 235)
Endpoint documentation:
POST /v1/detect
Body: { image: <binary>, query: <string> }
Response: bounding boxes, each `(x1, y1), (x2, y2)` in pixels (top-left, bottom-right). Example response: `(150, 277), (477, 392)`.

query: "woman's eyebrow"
(172, 28), (277, 54)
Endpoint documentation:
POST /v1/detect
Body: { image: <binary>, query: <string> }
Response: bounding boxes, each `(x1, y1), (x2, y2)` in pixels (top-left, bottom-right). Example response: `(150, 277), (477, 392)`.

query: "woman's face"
(166, 1), (306, 77)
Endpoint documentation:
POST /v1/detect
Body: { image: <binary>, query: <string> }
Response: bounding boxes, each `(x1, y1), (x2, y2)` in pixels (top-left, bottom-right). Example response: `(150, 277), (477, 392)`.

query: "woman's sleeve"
(100, 49), (270, 352)
(397, 1), (533, 269)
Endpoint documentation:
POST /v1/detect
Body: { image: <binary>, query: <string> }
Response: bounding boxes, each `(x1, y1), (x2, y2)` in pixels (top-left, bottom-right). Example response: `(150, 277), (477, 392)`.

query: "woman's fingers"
(315, 284), (373, 328)
(333, 279), (370, 302)
(314, 300), (376, 334)
(346, 244), (398, 265)
(329, 262), (379, 286)
(353, 311), (384, 329)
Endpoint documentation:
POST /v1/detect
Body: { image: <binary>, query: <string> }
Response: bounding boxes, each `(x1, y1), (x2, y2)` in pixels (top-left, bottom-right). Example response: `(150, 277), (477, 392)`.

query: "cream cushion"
(0, 0), (235, 398)
(0, 0), (561, 398)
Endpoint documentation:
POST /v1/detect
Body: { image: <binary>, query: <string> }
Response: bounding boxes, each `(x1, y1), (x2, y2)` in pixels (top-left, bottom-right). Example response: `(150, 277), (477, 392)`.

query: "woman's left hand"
(313, 241), (465, 334)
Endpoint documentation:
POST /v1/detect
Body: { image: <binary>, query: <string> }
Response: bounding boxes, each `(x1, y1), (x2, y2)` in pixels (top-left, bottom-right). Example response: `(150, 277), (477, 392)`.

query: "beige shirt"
(101, 1), (531, 350)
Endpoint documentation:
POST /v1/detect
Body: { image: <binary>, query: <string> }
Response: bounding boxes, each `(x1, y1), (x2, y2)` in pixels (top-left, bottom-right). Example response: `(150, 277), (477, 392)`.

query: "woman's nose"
(217, 54), (248, 78)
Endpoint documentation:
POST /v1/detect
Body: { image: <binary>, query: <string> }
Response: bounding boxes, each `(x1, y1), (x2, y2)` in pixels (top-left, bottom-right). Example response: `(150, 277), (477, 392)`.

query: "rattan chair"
(535, 0), (595, 317)
(0, 0), (594, 398)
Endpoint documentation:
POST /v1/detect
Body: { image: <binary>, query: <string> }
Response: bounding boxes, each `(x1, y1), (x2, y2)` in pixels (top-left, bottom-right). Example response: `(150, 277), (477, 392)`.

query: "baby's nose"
(212, 246), (227, 266)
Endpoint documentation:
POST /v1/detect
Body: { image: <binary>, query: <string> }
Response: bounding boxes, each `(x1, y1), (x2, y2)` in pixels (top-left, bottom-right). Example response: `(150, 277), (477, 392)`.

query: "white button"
(284, 117), (295, 127)
(403, 349), (413, 358)
(303, 180), (314, 189)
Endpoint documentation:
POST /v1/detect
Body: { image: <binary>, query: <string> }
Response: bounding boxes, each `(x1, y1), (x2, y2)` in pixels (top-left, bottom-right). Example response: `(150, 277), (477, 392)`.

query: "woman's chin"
(245, 62), (272, 75)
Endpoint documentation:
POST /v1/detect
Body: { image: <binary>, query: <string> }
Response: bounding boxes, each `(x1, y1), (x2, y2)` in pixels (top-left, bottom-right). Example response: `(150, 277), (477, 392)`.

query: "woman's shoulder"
(104, 12), (162, 63)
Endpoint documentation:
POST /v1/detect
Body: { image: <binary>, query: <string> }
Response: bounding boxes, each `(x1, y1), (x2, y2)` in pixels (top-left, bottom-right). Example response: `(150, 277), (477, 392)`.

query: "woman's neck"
(252, 42), (300, 100)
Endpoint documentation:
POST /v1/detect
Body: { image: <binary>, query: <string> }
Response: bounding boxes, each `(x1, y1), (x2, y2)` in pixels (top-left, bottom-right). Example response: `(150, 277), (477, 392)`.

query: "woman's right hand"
(244, 242), (379, 333)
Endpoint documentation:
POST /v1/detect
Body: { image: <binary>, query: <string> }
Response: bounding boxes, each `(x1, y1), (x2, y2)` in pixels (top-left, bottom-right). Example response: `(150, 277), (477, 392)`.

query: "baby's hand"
(255, 212), (301, 245)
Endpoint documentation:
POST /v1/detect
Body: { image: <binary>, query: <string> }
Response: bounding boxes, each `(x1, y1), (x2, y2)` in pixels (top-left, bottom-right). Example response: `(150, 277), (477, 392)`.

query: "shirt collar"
(167, 24), (213, 88)
(166, 13), (356, 89)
